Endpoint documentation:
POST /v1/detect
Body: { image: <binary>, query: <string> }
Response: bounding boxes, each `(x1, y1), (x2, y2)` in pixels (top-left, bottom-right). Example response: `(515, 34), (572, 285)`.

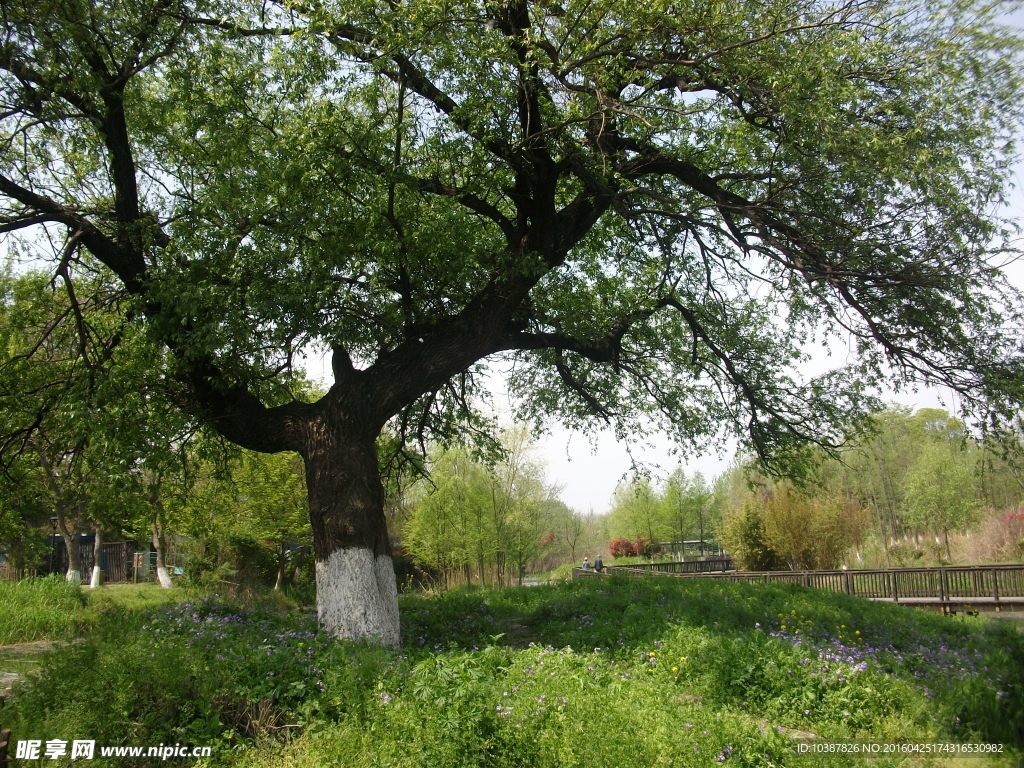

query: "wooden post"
(843, 570), (852, 595)
(993, 567), (1000, 614)
(890, 570), (898, 602)
(0, 726), (10, 768)
(939, 568), (948, 615)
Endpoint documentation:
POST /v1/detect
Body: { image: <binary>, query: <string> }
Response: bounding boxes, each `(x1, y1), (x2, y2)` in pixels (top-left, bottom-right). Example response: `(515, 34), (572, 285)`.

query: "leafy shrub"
(608, 537), (636, 557)
(720, 500), (787, 571)
(607, 538), (651, 558)
(180, 534), (280, 594)
(761, 486), (869, 570)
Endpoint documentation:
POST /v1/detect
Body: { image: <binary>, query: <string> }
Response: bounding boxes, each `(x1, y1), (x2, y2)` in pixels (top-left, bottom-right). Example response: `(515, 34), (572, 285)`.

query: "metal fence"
(3, 541), (137, 583)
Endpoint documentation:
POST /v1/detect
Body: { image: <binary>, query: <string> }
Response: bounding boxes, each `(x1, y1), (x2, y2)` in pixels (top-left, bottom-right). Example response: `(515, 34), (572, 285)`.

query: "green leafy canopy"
(1, 0), (1022, 473)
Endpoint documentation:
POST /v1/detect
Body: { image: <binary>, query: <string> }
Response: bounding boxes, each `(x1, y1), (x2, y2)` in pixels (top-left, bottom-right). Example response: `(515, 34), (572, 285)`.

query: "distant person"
(594, 554), (604, 573)
(582, 556), (590, 570)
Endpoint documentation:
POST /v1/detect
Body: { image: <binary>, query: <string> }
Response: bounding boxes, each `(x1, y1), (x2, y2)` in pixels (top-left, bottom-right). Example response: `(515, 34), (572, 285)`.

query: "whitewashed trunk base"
(156, 566), (173, 589)
(65, 569), (81, 585)
(89, 565), (102, 588)
(316, 548), (400, 647)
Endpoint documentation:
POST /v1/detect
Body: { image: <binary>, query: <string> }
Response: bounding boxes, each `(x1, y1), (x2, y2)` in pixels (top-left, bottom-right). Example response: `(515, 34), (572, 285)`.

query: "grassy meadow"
(0, 575), (1021, 767)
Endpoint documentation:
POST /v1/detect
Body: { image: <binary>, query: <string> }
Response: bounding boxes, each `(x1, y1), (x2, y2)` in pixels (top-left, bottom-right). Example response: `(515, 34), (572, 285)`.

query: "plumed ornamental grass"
(2, 577), (1021, 767)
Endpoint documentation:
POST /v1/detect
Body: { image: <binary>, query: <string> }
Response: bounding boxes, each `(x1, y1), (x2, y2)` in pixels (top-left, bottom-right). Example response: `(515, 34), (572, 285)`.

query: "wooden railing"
(589, 563), (1024, 612)
(607, 557), (735, 575)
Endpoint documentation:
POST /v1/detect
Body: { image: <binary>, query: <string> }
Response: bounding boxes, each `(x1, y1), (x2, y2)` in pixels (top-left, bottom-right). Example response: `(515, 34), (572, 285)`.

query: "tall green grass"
(0, 576), (83, 644)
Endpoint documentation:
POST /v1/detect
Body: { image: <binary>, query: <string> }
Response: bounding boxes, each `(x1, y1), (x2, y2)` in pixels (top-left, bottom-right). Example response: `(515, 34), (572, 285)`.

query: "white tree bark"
(88, 527), (103, 588)
(316, 547), (400, 647)
(156, 565), (173, 589)
(65, 568), (81, 585)
(152, 513), (173, 589)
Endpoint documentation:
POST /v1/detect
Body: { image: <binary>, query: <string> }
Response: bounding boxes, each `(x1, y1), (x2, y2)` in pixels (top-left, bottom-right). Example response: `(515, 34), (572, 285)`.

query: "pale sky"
(483, 366), (968, 516)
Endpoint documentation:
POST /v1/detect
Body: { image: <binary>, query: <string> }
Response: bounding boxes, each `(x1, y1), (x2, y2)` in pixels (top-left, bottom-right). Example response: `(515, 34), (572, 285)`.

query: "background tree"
(759, 484), (869, 570)
(607, 475), (669, 553)
(402, 447), (491, 588)
(719, 491), (787, 571)
(662, 469), (715, 556)
(0, 266), (154, 583)
(0, 459), (51, 577)
(402, 430), (559, 586)
(2, 0), (1023, 643)
(172, 446), (311, 591)
(501, 473), (550, 585)
(902, 441), (980, 561)
(715, 407), (1023, 569)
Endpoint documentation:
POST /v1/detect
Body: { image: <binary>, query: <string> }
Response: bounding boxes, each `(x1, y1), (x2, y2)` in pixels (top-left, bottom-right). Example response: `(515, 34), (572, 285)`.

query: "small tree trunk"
(152, 519), (172, 589)
(11, 538), (25, 579)
(303, 419), (399, 647)
(89, 526), (103, 588)
(57, 511), (81, 584)
(146, 482), (173, 589)
(876, 501), (892, 568)
(273, 540), (287, 591)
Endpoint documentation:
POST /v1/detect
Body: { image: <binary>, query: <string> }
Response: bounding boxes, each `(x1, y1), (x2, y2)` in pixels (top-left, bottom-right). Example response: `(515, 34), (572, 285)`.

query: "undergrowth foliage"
(2, 578), (1021, 767)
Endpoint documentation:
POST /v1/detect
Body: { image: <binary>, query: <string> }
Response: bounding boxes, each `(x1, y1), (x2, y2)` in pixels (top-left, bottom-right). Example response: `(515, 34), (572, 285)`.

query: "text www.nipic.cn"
(16, 739), (212, 761)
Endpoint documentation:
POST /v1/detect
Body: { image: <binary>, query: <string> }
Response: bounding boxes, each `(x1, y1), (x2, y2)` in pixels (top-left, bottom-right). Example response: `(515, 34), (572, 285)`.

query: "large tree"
(2, 0), (1023, 644)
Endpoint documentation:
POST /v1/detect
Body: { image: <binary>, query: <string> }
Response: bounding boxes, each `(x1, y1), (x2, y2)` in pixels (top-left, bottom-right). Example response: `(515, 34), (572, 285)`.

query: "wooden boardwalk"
(577, 562), (1024, 613)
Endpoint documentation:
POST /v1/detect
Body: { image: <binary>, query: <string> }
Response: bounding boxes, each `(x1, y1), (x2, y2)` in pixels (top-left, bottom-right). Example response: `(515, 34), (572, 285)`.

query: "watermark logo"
(15, 739), (210, 761)
(14, 740), (88, 760)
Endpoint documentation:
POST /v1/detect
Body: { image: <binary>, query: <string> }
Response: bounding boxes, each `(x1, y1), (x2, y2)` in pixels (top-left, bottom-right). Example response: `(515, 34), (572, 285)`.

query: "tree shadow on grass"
(397, 574), (1024, 748)
(400, 574), (901, 653)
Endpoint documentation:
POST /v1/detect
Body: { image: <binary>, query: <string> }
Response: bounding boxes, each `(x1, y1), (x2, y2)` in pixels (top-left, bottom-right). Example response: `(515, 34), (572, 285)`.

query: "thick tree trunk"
(89, 526), (103, 588)
(303, 420), (399, 647)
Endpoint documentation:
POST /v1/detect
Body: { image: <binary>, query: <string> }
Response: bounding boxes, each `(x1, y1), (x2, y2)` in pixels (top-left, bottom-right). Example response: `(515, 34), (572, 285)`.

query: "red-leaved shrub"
(608, 538), (637, 557)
